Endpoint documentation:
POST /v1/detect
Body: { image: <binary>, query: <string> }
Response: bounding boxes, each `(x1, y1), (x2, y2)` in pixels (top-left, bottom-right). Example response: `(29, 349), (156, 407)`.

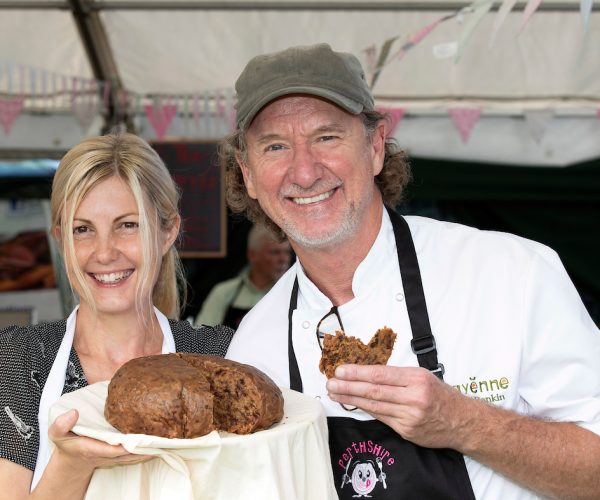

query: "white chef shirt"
(227, 209), (600, 500)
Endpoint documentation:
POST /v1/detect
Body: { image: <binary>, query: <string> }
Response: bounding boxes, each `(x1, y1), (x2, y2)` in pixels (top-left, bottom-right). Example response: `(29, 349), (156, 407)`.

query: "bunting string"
(0, 0), (597, 139)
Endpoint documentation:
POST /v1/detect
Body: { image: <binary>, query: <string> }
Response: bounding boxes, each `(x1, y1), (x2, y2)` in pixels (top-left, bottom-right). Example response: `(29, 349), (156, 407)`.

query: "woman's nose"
(94, 234), (118, 263)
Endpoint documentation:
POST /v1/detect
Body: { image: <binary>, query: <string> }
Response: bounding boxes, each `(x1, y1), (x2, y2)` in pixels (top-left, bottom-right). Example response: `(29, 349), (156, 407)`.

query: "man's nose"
(288, 143), (323, 188)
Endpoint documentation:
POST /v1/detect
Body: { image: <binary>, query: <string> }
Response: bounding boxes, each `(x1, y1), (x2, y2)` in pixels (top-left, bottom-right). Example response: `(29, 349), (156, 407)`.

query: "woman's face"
(68, 176), (150, 316)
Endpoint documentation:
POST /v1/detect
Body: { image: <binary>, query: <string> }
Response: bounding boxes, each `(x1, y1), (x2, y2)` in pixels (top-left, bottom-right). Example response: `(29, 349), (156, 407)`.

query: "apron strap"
(287, 207), (445, 392)
(288, 278), (303, 392)
(386, 207), (444, 379)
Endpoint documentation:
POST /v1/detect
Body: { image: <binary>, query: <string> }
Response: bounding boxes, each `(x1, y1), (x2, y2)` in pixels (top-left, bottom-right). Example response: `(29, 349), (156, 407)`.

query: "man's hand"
(325, 364), (475, 450)
(326, 364), (600, 500)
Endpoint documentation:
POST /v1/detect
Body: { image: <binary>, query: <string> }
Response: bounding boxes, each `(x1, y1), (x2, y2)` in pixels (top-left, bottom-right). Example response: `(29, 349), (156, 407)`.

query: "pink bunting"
(0, 97), (25, 135)
(144, 102), (178, 139)
(518, 0), (543, 35)
(391, 16), (448, 63)
(449, 108), (481, 144)
(376, 107), (405, 137)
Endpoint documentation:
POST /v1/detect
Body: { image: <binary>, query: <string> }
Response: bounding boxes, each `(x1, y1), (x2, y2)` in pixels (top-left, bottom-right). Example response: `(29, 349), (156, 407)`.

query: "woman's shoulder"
(0, 320), (67, 363)
(170, 319), (235, 358)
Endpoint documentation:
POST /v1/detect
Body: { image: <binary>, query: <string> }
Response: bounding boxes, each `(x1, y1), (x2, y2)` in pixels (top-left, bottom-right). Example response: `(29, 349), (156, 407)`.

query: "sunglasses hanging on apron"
(287, 207), (476, 500)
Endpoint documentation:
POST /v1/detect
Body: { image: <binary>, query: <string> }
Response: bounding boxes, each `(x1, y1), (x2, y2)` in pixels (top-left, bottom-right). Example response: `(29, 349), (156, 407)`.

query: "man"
(195, 224), (291, 328)
(225, 43), (600, 499)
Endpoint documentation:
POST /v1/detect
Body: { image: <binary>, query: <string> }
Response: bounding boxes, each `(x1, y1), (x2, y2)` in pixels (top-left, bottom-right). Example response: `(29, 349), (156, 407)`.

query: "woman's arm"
(0, 410), (150, 500)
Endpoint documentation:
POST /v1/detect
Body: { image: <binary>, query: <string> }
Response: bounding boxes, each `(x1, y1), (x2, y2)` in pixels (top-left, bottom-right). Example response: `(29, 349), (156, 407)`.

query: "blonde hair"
(50, 133), (185, 319)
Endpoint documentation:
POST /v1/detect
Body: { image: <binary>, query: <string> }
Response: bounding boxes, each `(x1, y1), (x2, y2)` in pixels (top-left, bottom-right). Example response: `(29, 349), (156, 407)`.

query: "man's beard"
(279, 193), (370, 250)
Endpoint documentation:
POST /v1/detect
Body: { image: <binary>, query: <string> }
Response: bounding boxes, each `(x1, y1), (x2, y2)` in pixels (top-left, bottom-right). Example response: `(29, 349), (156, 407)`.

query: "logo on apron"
(336, 439), (395, 497)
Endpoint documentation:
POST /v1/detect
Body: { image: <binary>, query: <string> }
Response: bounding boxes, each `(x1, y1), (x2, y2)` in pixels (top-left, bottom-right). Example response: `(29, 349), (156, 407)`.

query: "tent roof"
(1, 0), (599, 166)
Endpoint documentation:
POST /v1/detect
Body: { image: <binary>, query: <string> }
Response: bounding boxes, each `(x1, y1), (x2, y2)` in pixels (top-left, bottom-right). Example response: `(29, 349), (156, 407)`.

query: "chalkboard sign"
(151, 142), (226, 257)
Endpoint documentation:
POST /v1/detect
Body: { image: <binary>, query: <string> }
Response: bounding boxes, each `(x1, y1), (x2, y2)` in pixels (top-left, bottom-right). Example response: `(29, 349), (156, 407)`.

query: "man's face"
(239, 96), (385, 250)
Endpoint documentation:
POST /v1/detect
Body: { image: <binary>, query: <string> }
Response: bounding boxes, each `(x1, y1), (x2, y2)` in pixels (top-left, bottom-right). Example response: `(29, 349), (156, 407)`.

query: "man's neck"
(293, 203), (383, 306)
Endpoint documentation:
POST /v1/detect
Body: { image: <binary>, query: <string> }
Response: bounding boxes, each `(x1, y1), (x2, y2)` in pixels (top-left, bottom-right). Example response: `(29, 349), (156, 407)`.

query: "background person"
(0, 133), (234, 500)
(223, 43), (600, 499)
(195, 224), (291, 328)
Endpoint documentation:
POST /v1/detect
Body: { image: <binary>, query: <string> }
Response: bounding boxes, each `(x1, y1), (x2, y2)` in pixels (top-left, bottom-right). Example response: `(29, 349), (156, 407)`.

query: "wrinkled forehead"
(246, 94), (358, 135)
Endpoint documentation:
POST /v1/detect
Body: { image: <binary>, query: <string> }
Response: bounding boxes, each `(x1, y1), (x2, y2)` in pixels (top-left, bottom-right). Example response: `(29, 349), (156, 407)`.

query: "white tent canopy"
(1, 0), (599, 166)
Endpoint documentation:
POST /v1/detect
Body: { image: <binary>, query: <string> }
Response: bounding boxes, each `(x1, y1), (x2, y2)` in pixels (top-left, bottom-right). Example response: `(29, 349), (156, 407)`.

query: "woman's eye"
(121, 221), (139, 230)
(72, 225), (88, 235)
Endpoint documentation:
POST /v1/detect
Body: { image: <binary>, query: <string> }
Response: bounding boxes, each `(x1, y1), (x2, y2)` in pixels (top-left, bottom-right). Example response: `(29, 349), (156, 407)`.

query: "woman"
(0, 133), (234, 499)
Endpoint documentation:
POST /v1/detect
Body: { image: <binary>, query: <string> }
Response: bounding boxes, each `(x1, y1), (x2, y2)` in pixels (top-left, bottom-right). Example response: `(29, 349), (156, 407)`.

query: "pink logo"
(336, 439), (394, 496)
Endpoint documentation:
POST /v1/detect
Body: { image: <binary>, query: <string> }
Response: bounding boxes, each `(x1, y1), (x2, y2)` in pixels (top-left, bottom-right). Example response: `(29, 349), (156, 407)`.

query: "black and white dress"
(0, 317), (234, 471)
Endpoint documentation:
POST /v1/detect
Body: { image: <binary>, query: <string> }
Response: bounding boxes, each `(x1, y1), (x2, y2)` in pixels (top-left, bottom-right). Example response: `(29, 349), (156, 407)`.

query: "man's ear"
(371, 120), (386, 177)
(161, 215), (181, 256)
(236, 153), (257, 200)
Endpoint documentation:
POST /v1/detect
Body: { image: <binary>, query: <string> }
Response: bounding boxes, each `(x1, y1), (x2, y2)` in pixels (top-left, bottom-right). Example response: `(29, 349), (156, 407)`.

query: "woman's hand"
(49, 409), (151, 471)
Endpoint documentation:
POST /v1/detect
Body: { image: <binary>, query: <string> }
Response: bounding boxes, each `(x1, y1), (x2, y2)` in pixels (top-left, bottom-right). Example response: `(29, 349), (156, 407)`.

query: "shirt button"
(395, 292), (404, 302)
(302, 321), (310, 329)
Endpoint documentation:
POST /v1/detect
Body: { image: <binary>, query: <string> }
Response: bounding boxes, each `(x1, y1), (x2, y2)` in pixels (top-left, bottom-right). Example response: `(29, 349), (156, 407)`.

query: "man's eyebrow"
(314, 122), (346, 134)
(256, 123), (347, 144)
(256, 133), (284, 145)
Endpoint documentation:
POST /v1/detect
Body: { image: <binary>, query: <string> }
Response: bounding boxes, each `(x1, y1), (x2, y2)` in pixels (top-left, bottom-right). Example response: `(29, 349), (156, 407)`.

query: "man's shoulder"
(404, 215), (556, 260)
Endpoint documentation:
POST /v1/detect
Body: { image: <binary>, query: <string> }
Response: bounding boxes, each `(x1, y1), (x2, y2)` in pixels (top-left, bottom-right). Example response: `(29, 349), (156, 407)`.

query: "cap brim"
(238, 85), (365, 130)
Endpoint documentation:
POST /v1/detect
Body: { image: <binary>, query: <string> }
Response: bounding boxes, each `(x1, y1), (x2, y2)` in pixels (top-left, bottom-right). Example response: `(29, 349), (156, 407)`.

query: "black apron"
(287, 207), (476, 500)
(222, 279), (251, 329)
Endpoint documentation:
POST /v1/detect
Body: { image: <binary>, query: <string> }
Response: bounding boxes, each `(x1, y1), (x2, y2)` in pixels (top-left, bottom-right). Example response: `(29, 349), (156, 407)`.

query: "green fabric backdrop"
(400, 158), (600, 322)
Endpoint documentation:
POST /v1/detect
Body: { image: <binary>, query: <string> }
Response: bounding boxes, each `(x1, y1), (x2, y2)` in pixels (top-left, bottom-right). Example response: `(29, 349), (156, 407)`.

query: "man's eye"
(265, 144), (285, 152)
(319, 135), (337, 142)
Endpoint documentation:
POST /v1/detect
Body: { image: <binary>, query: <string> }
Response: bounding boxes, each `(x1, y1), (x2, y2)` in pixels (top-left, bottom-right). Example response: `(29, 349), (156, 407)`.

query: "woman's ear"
(161, 215), (181, 256)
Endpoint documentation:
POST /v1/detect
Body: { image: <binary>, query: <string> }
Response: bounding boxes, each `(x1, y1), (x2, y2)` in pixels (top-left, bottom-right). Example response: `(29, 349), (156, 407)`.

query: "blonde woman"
(0, 133), (234, 499)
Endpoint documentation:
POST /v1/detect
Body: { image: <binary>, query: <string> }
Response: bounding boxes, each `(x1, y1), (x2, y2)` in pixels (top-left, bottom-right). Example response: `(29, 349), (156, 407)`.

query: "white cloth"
(31, 307), (175, 491)
(226, 210), (600, 500)
(49, 382), (337, 500)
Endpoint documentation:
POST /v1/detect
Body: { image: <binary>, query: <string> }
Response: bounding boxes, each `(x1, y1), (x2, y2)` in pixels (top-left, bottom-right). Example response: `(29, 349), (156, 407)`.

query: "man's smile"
(291, 188), (336, 205)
